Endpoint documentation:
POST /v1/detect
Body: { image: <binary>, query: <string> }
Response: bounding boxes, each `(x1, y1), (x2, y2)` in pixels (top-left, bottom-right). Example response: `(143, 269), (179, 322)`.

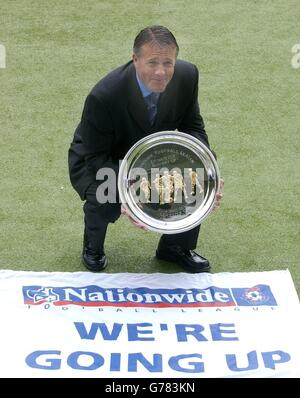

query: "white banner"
(0, 269), (299, 378)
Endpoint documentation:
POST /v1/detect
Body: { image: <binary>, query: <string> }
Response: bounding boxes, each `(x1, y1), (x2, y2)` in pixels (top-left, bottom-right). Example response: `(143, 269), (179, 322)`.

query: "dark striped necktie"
(145, 92), (159, 125)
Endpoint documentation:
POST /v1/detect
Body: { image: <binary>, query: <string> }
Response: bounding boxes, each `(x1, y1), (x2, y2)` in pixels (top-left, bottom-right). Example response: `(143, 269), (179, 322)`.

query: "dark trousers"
(83, 182), (200, 252)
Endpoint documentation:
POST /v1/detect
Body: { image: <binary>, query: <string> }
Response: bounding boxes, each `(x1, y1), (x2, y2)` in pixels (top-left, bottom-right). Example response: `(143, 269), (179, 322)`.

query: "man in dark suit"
(68, 25), (223, 273)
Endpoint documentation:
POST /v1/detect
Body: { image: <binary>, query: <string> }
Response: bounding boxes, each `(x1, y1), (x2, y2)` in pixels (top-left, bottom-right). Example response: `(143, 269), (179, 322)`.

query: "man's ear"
(132, 53), (138, 64)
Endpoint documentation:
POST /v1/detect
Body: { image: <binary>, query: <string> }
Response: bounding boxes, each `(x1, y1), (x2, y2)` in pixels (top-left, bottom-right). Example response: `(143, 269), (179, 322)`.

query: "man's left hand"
(213, 178), (224, 211)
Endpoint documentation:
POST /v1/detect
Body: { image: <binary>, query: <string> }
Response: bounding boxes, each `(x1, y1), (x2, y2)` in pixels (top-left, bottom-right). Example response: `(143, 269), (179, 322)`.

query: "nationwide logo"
(22, 285), (277, 308)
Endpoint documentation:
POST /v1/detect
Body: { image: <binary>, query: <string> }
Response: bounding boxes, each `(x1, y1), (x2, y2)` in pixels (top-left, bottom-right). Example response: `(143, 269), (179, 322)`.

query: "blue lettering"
(67, 351), (104, 370)
(210, 323), (238, 341)
(169, 354), (204, 373)
(175, 324), (207, 341)
(26, 350), (61, 369)
(110, 353), (121, 371)
(74, 322), (123, 340)
(128, 353), (162, 372)
(226, 350), (258, 371)
(262, 350), (291, 369)
(127, 323), (155, 341)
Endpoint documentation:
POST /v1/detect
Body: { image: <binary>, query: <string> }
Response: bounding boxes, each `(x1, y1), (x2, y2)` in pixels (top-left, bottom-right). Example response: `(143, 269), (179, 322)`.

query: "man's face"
(133, 43), (177, 93)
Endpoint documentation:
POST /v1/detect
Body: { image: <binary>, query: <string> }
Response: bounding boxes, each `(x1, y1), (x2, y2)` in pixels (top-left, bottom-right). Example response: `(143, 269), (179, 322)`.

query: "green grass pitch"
(0, 0), (299, 295)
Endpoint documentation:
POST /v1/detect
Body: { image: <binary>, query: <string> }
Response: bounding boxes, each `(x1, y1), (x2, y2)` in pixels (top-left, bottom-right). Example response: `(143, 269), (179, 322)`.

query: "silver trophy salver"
(118, 131), (220, 234)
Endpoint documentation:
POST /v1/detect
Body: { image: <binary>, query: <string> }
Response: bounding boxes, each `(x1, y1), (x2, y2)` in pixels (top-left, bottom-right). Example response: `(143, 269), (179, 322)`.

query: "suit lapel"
(126, 62), (179, 133)
(127, 64), (152, 132)
(154, 72), (179, 129)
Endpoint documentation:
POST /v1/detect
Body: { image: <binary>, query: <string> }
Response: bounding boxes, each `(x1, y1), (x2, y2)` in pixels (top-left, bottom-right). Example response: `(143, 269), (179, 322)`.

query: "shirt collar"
(135, 73), (153, 98)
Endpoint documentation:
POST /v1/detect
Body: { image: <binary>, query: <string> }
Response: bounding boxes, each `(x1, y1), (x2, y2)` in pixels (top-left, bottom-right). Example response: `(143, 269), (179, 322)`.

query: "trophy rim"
(118, 131), (220, 234)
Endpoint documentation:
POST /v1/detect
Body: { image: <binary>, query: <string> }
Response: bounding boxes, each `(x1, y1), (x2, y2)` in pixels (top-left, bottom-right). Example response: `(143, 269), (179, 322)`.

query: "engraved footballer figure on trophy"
(136, 168), (205, 205)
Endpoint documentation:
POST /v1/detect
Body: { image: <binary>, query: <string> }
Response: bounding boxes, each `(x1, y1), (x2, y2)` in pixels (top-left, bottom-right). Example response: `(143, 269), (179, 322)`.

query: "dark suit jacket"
(68, 59), (213, 200)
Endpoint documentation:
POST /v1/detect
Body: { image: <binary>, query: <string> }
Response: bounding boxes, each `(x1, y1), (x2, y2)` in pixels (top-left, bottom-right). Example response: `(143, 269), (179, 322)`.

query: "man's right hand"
(121, 206), (148, 230)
